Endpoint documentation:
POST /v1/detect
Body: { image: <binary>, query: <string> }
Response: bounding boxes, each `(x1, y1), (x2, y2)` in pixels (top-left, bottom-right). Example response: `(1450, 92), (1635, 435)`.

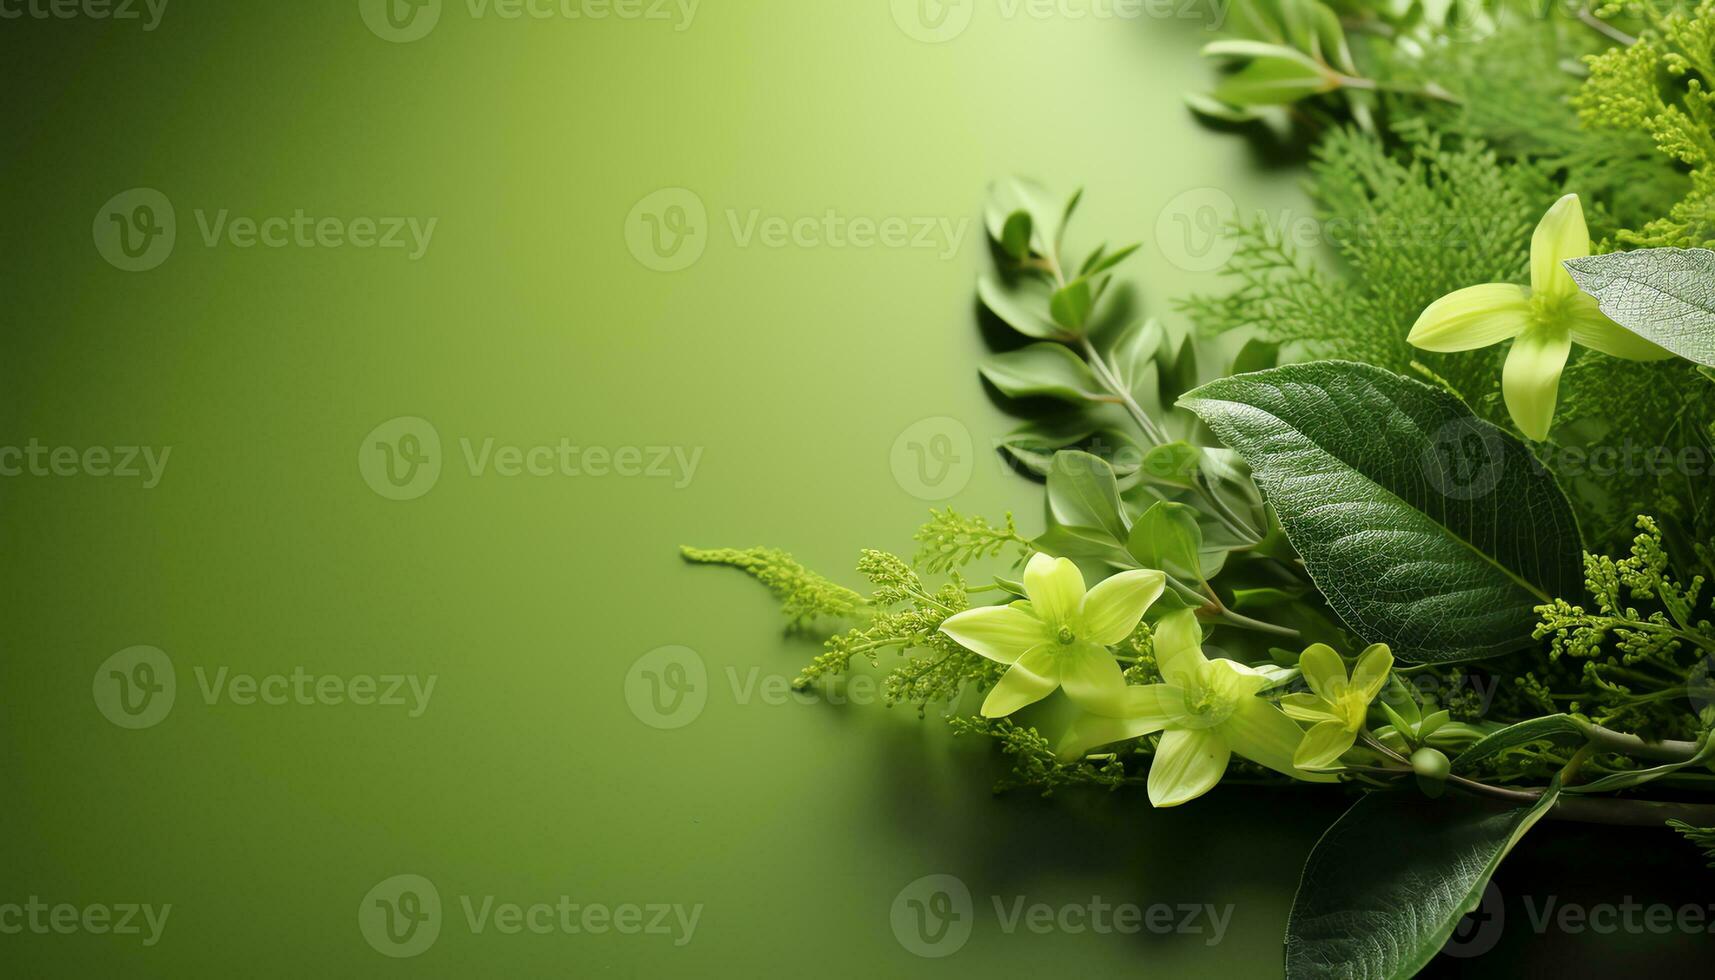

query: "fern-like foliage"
(1668, 818), (1715, 867)
(1577, 0), (1715, 249)
(679, 546), (865, 626)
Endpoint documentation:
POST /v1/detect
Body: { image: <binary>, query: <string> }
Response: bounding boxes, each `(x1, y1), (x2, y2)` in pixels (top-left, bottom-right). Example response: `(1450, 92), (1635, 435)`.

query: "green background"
(2, 2), (1709, 976)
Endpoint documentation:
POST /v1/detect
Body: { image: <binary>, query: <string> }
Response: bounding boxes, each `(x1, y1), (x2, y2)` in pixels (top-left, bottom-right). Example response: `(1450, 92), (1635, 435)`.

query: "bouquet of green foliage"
(688, 1), (1715, 975)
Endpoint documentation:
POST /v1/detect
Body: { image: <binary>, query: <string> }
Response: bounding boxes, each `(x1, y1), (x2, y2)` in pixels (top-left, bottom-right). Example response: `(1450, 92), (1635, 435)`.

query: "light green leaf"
(1285, 781), (1561, 980)
(1127, 501), (1204, 581)
(1564, 247), (1715, 367)
(1179, 361), (1583, 663)
(1081, 242), (1140, 279)
(1047, 451), (1128, 545)
(1139, 441), (1201, 487)
(1050, 279), (1094, 333)
(1000, 210), (1033, 261)
(1204, 41), (1337, 106)
(978, 275), (1066, 340)
(1452, 714), (1586, 774)
(980, 344), (1103, 402)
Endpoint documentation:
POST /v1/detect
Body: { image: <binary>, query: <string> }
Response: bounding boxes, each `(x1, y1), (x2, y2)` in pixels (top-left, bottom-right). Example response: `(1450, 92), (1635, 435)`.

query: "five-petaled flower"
(938, 553), (1165, 717)
(1279, 642), (1393, 770)
(1053, 608), (1331, 807)
(1407, 193), (1672, 441)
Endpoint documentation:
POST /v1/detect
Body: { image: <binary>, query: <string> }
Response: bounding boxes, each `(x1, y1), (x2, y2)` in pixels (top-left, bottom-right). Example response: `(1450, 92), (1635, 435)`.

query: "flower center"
(1055, 626), (1077, 646)
(1184, 686), (1236, 727)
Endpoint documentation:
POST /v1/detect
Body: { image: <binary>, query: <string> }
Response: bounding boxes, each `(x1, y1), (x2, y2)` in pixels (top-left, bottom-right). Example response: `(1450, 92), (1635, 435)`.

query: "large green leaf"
(1285, 783), (1560, 980)
(1179, 361), (1582, 663)
(1564, 247), (1715, 367)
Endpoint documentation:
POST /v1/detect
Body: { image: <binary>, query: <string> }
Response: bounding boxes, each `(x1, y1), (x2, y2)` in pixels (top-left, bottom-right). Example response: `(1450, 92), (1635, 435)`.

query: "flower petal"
(1059, 644), (1130, 715)
(1055, 685), (1187, 760)
(1503, 323), (1573, 441)
(1408, 284), (1532, 352)
(1566, 295), (1676, 361)
(1224, 696), (1337, 780)
(1531, 193), (1589, 300)
(1147, 728), (1231, 807)
(1151, 608), (1208, 690)
(1080, 569), (1167, 644)
(1351, 643), (1394, 702)
(1023, 553), (1085, 629)
(980, 648), (1060, 718)
(1297, 643), (1348, 702)
(939, 605), (1047, 664)
(1293, 719), (1358, 770)
(1279, 692), (1339, 723)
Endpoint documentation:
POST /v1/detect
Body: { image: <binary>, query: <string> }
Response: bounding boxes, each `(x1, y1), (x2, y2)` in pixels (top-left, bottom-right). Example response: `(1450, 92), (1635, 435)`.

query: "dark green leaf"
(1452, 715), (1586, 774)
(1286, 782), (1560, 980)
(1180, 362), (1583, 663)
(1000, 210), (1034, 261)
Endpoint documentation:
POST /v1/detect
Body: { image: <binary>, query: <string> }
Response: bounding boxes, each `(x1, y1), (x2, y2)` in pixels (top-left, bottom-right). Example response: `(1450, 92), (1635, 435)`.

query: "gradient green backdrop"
(3, 2), (1709, 976)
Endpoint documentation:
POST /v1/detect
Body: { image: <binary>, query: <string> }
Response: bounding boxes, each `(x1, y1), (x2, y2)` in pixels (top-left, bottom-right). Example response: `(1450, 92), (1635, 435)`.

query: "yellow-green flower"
(1408, 193), (1673, 441)
(939, 553), (1165, 718)
(1279, 643), (1393, 770)
(1054, 609), (1329, 807)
